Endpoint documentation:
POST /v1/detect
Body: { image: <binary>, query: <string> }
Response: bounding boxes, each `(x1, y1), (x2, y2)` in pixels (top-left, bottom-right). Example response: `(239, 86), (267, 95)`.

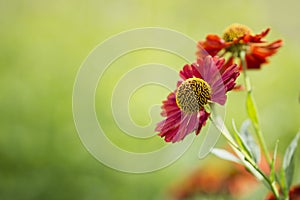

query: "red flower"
(198, 23), (283, 70)
(168, 158), (259, 199)
(155, 56), (239, 142)
(168, 149), (277, 199)
(265, 185), (300, 200)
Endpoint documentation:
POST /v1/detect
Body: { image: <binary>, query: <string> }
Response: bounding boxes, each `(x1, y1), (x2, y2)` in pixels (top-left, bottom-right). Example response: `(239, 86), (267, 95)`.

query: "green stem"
(208, 116), (238, 149)
(209, 116), (280, 199)
(239, 51), (272, 165)
(239, 51), (280, 199)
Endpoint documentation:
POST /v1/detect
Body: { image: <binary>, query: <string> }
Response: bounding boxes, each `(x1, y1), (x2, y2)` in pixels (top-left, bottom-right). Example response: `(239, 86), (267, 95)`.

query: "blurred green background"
(1, 0), (300, 199)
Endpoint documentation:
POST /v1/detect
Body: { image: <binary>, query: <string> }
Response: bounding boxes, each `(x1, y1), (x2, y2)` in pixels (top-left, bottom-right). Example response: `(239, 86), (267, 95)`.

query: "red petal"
(243, 28), (270, 43)
(221, 56), (234, 73)
(246, 40), (283, 69)
(156, 89), (210, 142)
(179, 64), (195, 80)
(195, 110), (210, 135)
(197, 34), (227, 57)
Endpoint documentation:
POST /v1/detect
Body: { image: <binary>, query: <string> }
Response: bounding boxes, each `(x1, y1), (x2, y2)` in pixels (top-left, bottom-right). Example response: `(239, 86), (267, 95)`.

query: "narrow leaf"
(282, 132), (300, 190)
(211, 148), (241, 164)
(232, 119), (253, 158)
(227, 143), (270, 189)
(240, 119), (261, 164)
(246, 92), (259, 126)
(280, 168), (289, 198)
(233, 147), (267, 185)
(270, 140), (279, 183)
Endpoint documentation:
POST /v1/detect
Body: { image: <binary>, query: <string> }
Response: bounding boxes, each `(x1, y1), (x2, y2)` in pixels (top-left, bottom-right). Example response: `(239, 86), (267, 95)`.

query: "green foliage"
(232, 119), (260, 164)
(239, 119), (261, 164)
(270, 140), (279, 183)
(282, 132), (300, 194)
(211, 148), (241, 163)
(246, 92), (259, 127)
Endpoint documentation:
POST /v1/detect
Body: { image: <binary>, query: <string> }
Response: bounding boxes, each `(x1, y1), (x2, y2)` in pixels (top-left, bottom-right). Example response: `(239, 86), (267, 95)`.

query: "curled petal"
(246, 40), (283, 69)
(198, 34), (228, 57)
(195, 110), (210, 135)
(232, 85), (245, 91)
(205, 57), (240, 104)
(250, 40), (283, 57)
(157, 111), (200, 143)
(179, 64), (202, 80)
(243, 28), (270, 43)
(221, 64), (240, 91)
(221, 56), (235, 73)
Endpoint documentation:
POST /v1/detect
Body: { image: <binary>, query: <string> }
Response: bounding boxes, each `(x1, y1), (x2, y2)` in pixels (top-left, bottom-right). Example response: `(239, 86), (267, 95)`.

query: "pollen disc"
(223, 23), (252, 42)
(176, 78), (211, 113)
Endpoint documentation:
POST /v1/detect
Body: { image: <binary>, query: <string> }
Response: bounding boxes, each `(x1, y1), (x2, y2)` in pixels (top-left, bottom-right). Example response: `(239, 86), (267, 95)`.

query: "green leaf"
(246, 92), (259, 127)
(280, 168), (289, 198)
(270, 140), (279, 183)
(239, 119), (261, 164)
(282, 132), (300, 191)
(232, 119), (253, 158)
(233, 148), (267, 185)
(211, 148), (241, 164)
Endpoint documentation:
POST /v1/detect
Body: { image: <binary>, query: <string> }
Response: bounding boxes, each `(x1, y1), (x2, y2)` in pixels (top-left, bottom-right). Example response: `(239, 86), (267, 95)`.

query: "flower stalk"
(239, 50), (280, 199)
(156, 24), (297, 200)
(209, 115), (280, 199)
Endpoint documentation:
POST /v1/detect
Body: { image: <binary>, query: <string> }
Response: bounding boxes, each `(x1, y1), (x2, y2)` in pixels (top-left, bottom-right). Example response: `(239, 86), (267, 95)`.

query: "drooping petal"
(210, 83), (227, 105)
(245, 40), (283, 69)
(159, 92), (178, 116)
(157, 112), (200, 143)
(245, 53), (266, 69)
(171, 113), (199, 142)
(221, 56), (235, 73)
(197, 34), (228, 57)
(210, 61), (239, 105)
(220, 64), (240, 91)
(156, 91), (201, 143)
(253, 40), (283, 57)
(243, 28), (270, 43)
(213, 56), (226, 71)
(195, 110), (210, 135)
(155, 92), (181, 142)
(232, 84), (245, 91)
(194, 56), (221, 86)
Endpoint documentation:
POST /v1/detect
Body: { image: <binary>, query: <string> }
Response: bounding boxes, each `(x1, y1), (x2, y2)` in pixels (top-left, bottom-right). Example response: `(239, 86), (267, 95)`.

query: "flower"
(265, 185), (300, 200)
(168, 157), (259, 199)
(198, 23), (283, 70)
(168, 148), (276, 199)
(155, 56), (240, 143)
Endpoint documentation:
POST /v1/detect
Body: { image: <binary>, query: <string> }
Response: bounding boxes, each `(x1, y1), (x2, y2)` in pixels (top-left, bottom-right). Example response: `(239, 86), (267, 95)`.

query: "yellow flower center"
(176, 78), (211, 113)
(223, 23), (252, 42)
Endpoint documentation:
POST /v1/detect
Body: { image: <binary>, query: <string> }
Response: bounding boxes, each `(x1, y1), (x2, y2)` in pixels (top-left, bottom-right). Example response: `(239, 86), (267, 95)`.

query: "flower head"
(198, 23), (283, 70)
(223, 23), (252, 42)
(155, 56), (239, 142)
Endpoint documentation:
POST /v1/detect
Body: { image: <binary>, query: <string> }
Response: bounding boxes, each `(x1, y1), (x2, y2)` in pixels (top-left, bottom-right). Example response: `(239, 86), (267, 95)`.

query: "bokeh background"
(1, 0), (300, 199)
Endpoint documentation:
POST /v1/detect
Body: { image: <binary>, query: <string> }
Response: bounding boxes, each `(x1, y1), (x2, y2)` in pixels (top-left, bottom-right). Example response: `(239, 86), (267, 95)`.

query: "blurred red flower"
(168, 158), (258, 199)
(265, 185), (300, 200)
(168, 150), (278, 199)
(198, 24), (283, 70)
